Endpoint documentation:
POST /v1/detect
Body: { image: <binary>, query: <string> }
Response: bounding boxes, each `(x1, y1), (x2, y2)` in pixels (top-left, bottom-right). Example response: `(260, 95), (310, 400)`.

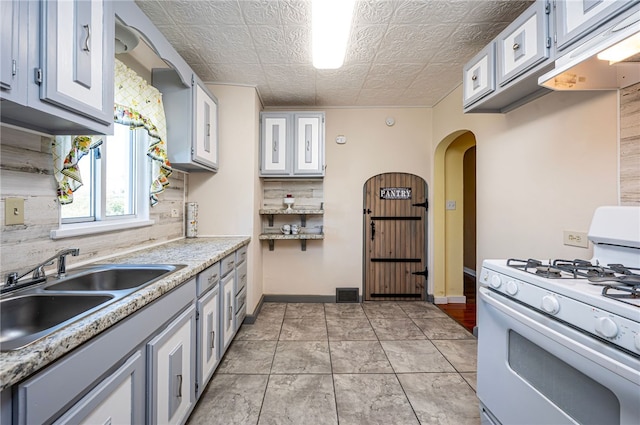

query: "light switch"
(5, 197), (24, 225)
(446, 200), (457, 210)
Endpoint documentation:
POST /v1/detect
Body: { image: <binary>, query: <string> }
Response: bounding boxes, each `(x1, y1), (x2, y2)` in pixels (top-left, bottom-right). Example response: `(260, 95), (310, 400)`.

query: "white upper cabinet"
(0, 0), (114, 134)
(153, 69), (219, 172)
(497, 1), (551, 86)
(260, 111), (325, 178)
(463, 44), (496, 107)
(40, 0), (114, 125)
(555, 0), (638, 51)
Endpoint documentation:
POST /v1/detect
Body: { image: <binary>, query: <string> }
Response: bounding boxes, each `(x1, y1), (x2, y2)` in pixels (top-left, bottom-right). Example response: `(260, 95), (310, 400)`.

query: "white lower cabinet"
(147, 305), (196, 425)
(221, 272), (236, 352)
(196, 285), (220, 396)
(53, 351), (144, 425)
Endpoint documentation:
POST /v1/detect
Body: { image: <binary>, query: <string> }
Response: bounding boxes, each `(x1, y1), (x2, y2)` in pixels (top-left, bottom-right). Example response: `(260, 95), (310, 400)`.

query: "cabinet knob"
(512, 43), (520, 50)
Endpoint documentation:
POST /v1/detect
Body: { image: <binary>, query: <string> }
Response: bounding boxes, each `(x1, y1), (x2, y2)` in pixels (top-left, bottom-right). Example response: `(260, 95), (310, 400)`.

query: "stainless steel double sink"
(0, 264), (185, 352)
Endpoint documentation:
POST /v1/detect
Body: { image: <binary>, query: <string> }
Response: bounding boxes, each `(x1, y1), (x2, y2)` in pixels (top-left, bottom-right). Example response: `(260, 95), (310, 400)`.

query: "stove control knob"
(490, 275), (502, 289)
(506, 280), (519, 295)
(541, 295), (560, 315)
(595, 317), (618, 339)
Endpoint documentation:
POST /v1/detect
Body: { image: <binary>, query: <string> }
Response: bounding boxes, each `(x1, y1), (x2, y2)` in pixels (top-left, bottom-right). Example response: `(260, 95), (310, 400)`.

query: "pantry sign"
(380, 187), (412, 200)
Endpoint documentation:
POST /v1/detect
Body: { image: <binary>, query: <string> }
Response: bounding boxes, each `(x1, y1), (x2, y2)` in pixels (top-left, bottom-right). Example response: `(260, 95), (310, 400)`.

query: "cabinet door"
(293, 113), (324, 176)
(53, 351), (144, 425)
(497, 1), (550, 86)
(148, 305), (196, 425)
(463, 43), (496, 107)
(556, 0), (636, 51)
(197, 287), (220, 396)
(261, 113), (291, 176)
(40, 0), (114, 125)
(0, 0), (22, 102)
(194, 81), (219, 170)
(221, 272), (236, 352)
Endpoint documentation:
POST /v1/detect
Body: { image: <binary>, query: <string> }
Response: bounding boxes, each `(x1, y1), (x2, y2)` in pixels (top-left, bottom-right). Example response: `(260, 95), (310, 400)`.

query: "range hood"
(539, 7), (640, 91)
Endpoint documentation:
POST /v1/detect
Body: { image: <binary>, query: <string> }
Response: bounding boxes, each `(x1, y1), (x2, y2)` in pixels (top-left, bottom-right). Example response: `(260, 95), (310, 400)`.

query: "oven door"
(477, 287), (640, 425)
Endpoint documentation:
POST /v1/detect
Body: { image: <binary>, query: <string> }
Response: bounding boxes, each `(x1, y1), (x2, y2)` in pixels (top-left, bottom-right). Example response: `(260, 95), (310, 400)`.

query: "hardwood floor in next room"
(437, 274), (477, 333)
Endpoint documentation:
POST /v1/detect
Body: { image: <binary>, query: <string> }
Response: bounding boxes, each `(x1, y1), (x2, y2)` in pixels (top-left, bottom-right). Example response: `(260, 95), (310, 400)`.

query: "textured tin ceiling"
(135, 0), (534, 107)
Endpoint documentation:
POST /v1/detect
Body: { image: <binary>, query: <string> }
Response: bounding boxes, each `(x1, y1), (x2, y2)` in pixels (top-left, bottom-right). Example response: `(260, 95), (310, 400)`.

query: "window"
(52, 123), (153, 238)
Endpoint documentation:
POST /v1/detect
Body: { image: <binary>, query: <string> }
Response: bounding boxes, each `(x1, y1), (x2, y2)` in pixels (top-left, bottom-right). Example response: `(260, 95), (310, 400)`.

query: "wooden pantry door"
(363, 173), (428, 301)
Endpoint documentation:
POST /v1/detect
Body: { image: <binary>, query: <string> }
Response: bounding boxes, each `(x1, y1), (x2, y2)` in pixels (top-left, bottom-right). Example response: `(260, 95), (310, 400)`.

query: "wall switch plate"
(563, 230), (589, 248)
(170, 208), (180, 218)
(5, 197), (25, 225)
(446, 200), (457, 210)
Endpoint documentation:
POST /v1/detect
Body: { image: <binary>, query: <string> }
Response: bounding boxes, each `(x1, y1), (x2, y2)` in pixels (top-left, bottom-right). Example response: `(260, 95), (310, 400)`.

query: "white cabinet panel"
(221, 272), (236, 352)
(40, 0), (113, 124)
(0, 0), (23, 102)
(497, 1), (550, 85)
(53, 351), (144, 425)
(197, 286), (220, 395)
(463, 44), (496, 107)
(148, 305), (196, 425)
(556, 0), (637, 50)
(294, 114), (324, 175)
(260, 111), (325, 177)
(194, 82), (219, 170)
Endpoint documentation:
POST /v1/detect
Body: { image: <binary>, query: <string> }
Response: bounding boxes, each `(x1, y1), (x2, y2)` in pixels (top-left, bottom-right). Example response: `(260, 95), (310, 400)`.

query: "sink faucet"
(4, 248), (80, 288)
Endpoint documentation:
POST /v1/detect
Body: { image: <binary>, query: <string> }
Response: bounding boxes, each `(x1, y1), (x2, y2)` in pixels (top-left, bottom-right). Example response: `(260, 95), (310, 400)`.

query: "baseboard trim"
(463, 267), (476, 278)
(433, 296), (448, 304)
(243, 294), (265, 325)
(262, 294), (338, 303)
(447, 296), (467, 304)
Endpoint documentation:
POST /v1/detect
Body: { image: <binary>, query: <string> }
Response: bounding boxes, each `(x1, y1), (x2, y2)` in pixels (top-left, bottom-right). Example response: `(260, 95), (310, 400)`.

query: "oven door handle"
(479, 287), (640, 383)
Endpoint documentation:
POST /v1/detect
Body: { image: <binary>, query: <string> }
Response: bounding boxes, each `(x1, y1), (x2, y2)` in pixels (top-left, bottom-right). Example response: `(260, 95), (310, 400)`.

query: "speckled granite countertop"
(0, 236), (249, 390)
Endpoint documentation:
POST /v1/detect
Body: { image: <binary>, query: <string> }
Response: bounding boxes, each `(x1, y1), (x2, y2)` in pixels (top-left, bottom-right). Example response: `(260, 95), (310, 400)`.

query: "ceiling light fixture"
(311, 0), (356, 69)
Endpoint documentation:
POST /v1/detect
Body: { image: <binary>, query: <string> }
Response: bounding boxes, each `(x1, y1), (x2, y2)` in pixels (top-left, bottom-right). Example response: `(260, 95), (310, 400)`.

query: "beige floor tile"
(412, 317), (475, 340)
(370, 318), (427, 340)
(279, 318), (328, 340)
(271, 340), (331, 374)
(329, 341), (393, 373)
(326, 318), (377, 340)
(381, 340), (456, 373)
(398, 373), (481, 425)
(432, 339), (478, 372)
(216, 340), (277, 374)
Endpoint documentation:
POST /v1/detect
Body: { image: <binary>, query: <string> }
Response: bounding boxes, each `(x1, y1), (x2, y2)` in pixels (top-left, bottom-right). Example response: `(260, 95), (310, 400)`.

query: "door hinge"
(191, 74), (195, 87)
(195, 382), (199, 397)
(546, 37), (552, 48)
(412, 200), (428, 211)
(363, 208), (371, 214)
(545, 1), (551, 14)
(195, 310), (200, 320)
(35, 68), (42, 84)
(11, 60), (16, 77)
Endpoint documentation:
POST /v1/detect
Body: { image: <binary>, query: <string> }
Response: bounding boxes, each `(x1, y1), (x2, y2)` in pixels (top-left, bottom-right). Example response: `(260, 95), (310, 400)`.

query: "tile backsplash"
(0, 125), (186, 278)
(620, 82), (639, 206)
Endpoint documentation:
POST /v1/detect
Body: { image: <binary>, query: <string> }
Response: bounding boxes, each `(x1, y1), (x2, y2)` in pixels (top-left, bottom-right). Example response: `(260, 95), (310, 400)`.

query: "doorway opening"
(362, 173), (428, 301)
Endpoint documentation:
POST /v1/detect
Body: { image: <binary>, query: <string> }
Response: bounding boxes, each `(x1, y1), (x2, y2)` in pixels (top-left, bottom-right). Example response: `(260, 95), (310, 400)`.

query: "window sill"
(50, 218), (155, 240)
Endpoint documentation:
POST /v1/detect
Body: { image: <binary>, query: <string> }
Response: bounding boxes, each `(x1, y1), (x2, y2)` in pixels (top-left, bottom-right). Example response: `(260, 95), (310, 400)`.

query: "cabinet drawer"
(221, 254), (236, 278)
(236, 261), (247, 295)
(196, 262), (220, 296)
(463, 43), (496, 107)
(236, 245), (248, 266)
(497, 1), (550, 86)
(235, 288), (247, 329)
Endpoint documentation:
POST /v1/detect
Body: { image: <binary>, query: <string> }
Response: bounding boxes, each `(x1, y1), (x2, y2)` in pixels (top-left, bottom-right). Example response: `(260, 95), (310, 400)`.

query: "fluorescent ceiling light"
(596, 32), (640, 64)
(312, 0), (356, 69)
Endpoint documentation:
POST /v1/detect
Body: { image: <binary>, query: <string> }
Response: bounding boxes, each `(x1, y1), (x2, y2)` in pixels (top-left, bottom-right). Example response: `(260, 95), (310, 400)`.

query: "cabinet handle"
(176, 374), (182, 398)
(82, 24), (91, 52)
(229, 305), (233, 323)
(208, 274), (218, 284)
(306, 140), (310, 151)
(211, 331), (215, 348)
(273, 139), (277, 151)
(207, 123), (210, 137)
(512, 43), (520, 51)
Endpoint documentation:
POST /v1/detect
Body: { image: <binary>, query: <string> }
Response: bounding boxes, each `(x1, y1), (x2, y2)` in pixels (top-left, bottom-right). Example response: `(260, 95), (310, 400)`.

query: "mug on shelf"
(291, 224), (300, 235)
(281, 224), (291, 234)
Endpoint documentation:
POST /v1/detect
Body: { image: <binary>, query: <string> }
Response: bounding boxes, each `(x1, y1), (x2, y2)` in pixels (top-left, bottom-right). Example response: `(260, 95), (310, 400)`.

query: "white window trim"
(52, 127), (154, 239)
(50, 218), (155, 239)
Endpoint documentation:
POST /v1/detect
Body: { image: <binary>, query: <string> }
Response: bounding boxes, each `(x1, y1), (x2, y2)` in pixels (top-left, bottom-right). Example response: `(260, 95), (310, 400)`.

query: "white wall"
(262, 108), (432, 296)
(188, 84), (263, 313)
(433, 86), (619, 268)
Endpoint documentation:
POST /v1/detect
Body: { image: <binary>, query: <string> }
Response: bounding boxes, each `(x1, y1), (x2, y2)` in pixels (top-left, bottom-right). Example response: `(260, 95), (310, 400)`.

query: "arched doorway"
(433, 131), (477, 304)
(362, 172), (428, 301)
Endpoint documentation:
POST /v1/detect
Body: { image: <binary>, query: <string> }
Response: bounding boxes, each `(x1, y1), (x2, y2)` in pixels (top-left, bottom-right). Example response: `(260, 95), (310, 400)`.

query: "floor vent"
(336, 288), (359, 303)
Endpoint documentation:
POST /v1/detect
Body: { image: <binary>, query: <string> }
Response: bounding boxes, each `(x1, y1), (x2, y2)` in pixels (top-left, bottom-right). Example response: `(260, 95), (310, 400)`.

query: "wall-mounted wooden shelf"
(258, 233), (325, 251)
(259, 208), (324, 227)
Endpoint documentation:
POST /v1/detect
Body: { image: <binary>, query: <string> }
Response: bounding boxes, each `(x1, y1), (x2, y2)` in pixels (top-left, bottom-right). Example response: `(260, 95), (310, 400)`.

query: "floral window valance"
(53, 59), (172, 206)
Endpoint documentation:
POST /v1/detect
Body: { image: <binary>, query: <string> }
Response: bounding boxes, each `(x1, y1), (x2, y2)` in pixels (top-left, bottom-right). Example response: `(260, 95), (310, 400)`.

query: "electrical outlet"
(446, 200), (456, 210)
(5, 197), (24, 225)
(170, 208), (180, 218)
(563, 231), (589, 248)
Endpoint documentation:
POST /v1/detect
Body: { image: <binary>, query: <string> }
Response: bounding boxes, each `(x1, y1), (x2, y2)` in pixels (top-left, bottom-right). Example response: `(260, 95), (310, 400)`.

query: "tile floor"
(187, 302), (479, 425)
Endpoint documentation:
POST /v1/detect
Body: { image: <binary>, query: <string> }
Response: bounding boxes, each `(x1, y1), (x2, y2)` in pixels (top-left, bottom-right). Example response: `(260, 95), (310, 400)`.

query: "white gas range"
(477, 206), (640, 425)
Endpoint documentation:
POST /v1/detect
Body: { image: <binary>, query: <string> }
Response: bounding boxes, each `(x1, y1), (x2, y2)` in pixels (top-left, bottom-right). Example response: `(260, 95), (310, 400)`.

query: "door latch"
(370, 220), (375, 241)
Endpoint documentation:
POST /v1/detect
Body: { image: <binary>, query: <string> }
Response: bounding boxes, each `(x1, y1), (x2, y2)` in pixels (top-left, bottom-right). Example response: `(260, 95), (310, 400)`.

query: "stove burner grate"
(602, 284), (640, 307)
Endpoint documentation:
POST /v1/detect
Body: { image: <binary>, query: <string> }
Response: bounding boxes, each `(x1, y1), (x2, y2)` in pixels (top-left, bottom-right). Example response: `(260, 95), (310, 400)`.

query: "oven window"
(508, 330), (620, 425)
